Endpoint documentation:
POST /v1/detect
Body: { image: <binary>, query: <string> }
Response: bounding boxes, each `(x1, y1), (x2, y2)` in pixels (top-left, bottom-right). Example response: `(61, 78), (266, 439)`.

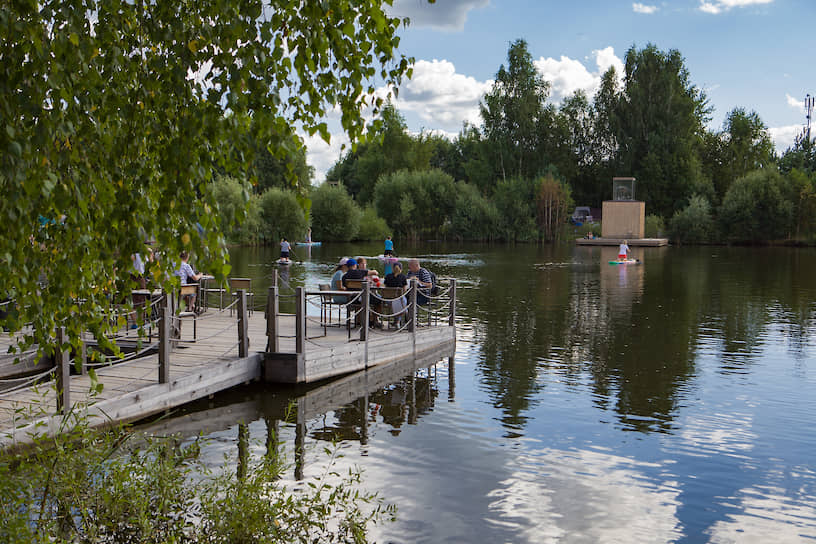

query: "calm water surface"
(147, 243), (816, 543)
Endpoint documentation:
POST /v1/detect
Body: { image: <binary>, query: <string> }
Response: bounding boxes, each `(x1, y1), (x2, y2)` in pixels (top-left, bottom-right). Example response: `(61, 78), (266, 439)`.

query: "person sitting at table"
(341, 258), (378, 286)
(406, 259), (433, 305)
(384, 262), (408, 327)
(355, 257), (379, 280)
(331, 257), (350, 303)
(342, 258), (382, 326)
(176, 251), (202, 310)
(384, 262), (408, 292)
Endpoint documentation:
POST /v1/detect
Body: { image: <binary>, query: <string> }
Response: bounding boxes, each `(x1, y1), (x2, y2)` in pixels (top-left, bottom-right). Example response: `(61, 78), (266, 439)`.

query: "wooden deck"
(0, 280), (457, 449)
(575, 237), (669, 246)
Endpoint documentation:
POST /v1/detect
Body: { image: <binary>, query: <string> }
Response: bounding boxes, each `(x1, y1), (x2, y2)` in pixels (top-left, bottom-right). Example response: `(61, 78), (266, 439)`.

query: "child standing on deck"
(384, 236), (394, 256)
(618, 240), (630, 261)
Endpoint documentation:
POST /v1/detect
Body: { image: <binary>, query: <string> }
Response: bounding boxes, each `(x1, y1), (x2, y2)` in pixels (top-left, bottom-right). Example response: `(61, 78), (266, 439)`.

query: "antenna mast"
(807, 93), (815, 142)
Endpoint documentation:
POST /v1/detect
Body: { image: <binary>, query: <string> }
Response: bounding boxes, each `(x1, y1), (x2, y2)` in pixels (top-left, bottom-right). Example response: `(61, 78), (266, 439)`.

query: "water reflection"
(155, 243), (816, 542)
(139, 351), (451, 480)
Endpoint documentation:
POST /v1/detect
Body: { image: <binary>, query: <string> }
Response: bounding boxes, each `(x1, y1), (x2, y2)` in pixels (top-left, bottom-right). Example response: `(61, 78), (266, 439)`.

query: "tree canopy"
(1, 0), (415, 355)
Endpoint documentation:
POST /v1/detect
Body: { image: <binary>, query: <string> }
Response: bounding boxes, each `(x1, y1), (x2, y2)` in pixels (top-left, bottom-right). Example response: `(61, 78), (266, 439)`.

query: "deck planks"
(0, 297), (456, 448)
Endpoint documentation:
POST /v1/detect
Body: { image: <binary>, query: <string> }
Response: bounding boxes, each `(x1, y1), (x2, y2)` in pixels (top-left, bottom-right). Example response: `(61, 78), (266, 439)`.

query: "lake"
(146, 242), (816, 543)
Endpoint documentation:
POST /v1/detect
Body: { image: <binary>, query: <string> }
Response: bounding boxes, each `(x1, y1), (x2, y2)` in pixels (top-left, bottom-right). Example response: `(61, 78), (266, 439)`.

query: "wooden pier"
(0, 279), (457, 449)
(575, 237), (668, 246)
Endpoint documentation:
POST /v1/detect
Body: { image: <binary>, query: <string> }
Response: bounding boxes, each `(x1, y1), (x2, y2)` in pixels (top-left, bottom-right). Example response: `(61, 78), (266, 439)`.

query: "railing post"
(360, 281), (369, 342)
(158, 294), (170, 384)
(449, 278), (457, 327)
(237, 289), (248, 358)
(361, 281), (370, 367)
(409, 278), (418, 356)
(295, 286), (305, 355)
(267, 285), (279, 353)
(55, 327), (70, 414)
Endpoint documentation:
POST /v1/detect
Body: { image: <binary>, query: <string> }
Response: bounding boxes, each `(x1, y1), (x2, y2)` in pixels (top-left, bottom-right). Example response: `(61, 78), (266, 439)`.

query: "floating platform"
(0, 280), (457, 449)
(575, 237), (668, 247)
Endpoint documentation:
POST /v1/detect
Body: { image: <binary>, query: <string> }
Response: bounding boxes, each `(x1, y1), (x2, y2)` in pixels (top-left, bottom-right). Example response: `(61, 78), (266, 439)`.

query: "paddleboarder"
(618, 240), (630, 261)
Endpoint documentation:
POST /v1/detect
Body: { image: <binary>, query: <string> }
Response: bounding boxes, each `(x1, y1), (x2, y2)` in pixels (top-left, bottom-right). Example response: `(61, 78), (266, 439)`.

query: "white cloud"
(302, 130), (349, 185)
(387, 0), (489, 31)
(395, 59), (492, 131)
(769, 124), (804, 152)
(786, 93), (804, 112)
(698, 0), (773, 15)
(534, 47), (624, 103)
(632, 3), (658, 14)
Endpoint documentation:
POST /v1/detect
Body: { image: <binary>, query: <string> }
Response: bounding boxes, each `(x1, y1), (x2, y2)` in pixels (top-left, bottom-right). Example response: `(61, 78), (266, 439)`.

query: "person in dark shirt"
(342, 258), (378, 287)
(384, 262), (408, 292)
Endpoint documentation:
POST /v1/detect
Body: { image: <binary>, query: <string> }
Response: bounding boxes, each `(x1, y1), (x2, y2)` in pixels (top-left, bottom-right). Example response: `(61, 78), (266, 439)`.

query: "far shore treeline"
(215, 40), (816, 245)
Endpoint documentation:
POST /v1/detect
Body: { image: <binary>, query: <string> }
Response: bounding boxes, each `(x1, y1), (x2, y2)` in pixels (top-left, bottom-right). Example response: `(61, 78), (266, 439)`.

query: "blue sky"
(305, 0), (815, 180)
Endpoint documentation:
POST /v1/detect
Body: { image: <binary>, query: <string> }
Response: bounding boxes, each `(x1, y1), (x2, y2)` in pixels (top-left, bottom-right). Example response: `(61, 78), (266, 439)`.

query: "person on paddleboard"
(618, 240), (630, 261)
(280, 238), (291, 262)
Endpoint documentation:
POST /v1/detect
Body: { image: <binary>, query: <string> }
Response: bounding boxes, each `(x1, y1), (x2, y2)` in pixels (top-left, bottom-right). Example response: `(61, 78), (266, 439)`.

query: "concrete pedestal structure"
(601, 200), (645, 239)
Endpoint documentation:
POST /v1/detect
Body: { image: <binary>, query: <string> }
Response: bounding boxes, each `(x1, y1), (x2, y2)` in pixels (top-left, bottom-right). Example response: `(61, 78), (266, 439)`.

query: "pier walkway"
(0, 278), (457, 448)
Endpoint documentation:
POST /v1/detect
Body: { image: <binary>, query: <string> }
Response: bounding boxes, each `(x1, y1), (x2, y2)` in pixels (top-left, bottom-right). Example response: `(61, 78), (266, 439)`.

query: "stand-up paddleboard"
(608, 259), (640, 265)
(276, 259), (293, 265)
(295, 241), (321, 246)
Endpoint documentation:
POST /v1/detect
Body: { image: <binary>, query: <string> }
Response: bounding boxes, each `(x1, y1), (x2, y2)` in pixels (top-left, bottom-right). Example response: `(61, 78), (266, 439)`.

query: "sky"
(304, 0), (816, 182)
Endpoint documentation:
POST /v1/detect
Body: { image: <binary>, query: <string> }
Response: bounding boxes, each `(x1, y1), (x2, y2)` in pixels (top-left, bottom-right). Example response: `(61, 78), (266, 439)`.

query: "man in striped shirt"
(406, 259), (433, 305)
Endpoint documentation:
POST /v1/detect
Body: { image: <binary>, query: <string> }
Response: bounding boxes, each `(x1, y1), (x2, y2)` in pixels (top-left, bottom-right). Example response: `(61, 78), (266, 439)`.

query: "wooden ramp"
(0, 279), (458, 449)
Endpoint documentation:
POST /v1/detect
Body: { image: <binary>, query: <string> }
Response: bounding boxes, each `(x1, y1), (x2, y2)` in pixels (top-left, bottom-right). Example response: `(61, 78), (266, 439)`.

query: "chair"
(229, 278), (254, 316)
(177, 284), (198, 341)
(375, 286), (406, 329)
(318, 284), (344, 332)
(344, 280), (365, 337)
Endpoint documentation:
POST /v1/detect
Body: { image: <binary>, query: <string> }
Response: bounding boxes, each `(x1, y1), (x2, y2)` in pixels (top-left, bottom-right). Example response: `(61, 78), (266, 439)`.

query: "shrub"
(355, 206), (391, 241)
(645, 214), (665, 238)
(493, 177), (538, 241)
(668, 195), (714, 243)
(536, 174), (573, 242)
(0, 421), (393, 543)
(310, 183), (360, 241)
(258, 188), (307, 243)
(449, 182), (500, 241)
(374, 169), (457, 239)
(719, 169), (794, 242)
(210, 175), (251, 243)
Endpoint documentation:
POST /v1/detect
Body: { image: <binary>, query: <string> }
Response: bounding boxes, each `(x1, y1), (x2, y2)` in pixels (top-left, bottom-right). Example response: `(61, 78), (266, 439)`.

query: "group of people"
(330, 254), (435, 321)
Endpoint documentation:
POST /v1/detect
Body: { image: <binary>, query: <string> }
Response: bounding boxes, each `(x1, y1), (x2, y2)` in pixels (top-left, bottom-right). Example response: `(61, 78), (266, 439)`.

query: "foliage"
(668, 195), (715, 244)
(355, 206), (391, 241)
(493, 177), (539, 242)
(310, 184), (360, 242)
(0, 421), (393, 543)
(701, 108), (776, 203)
(1, 0), (416, 356)
(253, 134), (314, 196)
(210, 175), (251, 244)
(785, 168), (816, 240)
(719, 170), (793, 242)
(258, 189), (308, 243)
(645, 214), (666, 238)
(615, 44), (711, 219)
(536, 175), (573, 242)
(449, 182), (500, 241)
(373, 169), (457, 240)
(481, 39), (550, 183)
(778, 133), (816, 175)
(327, 103), (433, 204)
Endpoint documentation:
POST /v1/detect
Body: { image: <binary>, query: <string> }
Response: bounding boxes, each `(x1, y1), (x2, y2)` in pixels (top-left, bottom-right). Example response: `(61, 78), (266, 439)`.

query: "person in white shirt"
(618, 240), (630, 261)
